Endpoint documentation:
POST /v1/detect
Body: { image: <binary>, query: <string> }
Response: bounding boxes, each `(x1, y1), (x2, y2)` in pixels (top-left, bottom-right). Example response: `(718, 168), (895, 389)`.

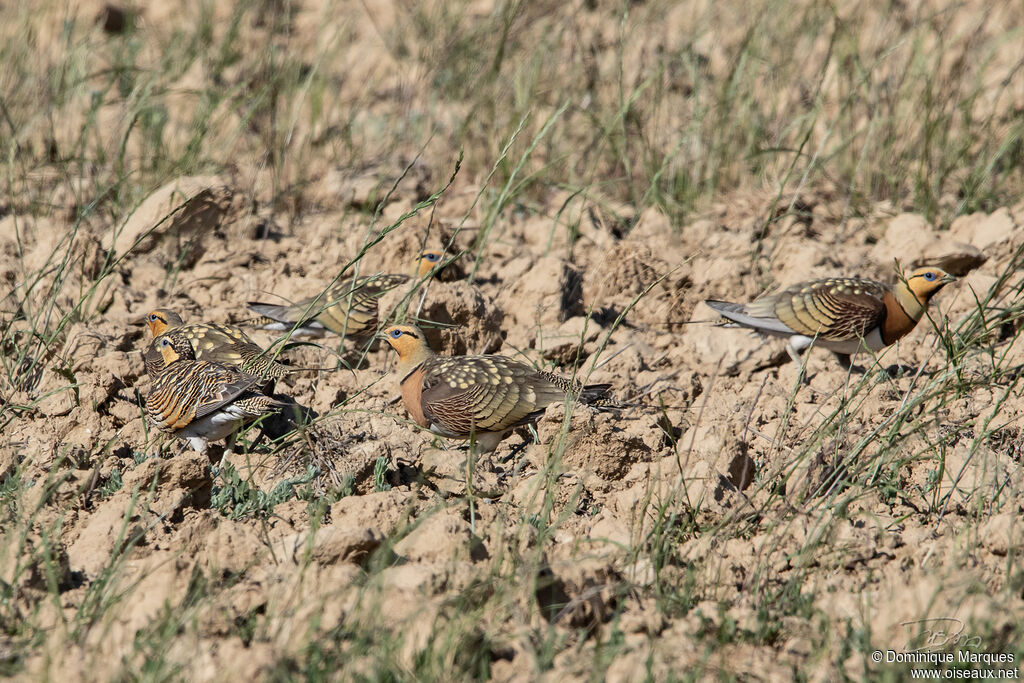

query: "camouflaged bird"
(140, 308), (292, 382)
(382, 324), (619, 452)
(705, 266), (956, 368)
(146, 335), (285, 455)
(246, 249), (447, 338)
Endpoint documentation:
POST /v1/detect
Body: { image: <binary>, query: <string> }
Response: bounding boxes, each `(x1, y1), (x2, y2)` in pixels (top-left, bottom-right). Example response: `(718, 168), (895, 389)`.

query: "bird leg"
(470, 431), (505, 455)
(785, 342), (813, 385)
(784, 343), (804, 367)
(216, 432), (238, 470)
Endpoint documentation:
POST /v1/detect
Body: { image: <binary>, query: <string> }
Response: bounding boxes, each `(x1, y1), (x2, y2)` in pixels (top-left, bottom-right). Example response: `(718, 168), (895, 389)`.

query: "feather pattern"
(147, 360), (259, 430)
(746, 278), (888, 341)
(416, 355), (613, 437)
(384, 323), (621, 451)
(704, 267), (955, 366)
(142, 314), (292, 381)
(247, 273), (411, 337)
(145, 336), (285, 452)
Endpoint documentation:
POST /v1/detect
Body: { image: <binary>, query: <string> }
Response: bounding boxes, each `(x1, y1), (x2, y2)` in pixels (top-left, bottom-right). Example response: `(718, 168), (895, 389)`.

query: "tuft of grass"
(1, 0), (1024, 679)
(211, 463), (317, 521)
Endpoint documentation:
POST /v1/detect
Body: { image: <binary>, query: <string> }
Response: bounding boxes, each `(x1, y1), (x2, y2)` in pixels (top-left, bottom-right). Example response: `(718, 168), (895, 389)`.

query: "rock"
(273, 526), (384, 565)
(36, 385), (76, 418)
(979, 512), (1018, 556)
(122, 452), (213, 515)
(183, 512), (267, 575)
(499, 257), (583, 330)
(949, 207), (1017, 251)
(582, 242), (691, 328)
(871, 213), (938, 267)
(330, 490), (418, 536)
(536, 405), (653, 481)
(538, 316), (601, 364)
(383, 279), (505, 355)
(67, 496), (145, 576)
(419, 447), (503, 498)
(867, 214), (986, 277)
(393, 510), (482, 563)
(104, 176), (238, 267)
(538, 552), (621, 628)
(914, 242), (987, 277)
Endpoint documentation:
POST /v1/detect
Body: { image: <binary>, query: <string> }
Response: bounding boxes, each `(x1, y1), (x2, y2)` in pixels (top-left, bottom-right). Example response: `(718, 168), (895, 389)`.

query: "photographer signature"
(902, 618), (983, 651)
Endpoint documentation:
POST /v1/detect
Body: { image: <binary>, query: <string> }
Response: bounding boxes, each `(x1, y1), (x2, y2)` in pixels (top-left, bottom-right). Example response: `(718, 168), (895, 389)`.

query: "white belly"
(790, 327), (886, 355)
(175, 406), (250, 442)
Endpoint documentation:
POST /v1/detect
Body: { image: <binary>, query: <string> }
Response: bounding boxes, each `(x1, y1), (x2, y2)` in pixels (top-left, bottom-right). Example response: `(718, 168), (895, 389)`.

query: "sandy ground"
(3, 171), (1023, 678)
(2, 0), (1024, 679)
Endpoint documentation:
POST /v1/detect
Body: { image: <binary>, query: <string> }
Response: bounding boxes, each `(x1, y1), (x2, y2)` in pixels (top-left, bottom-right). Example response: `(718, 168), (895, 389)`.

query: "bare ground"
(2, 0), (1024, 680)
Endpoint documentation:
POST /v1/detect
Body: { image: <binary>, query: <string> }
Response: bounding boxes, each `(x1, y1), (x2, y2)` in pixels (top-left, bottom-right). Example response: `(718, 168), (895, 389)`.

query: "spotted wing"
(195, 324), (291, 379)
(751, 277), (888, 341)
(146, 360), (259, 431)
(146, 324), (289, 379)
(315, 273), (411, 336)
(419, 356), (566, 437)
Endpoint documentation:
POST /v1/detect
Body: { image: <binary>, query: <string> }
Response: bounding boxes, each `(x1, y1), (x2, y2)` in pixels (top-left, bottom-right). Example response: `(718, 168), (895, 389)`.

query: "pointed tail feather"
(580, 383), (633, 410)
(704, 299), (795, 336)
(246, 302), (316, 327)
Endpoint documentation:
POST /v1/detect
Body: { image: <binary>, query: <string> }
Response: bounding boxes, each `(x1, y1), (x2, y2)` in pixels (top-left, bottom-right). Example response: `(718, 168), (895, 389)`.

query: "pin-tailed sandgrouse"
(381, 323), (619, 452)
(246, 250), (446, 338)
(146, 336), (285, 455)
(140, 308), (293, 381)
(705, 266), (956, 368)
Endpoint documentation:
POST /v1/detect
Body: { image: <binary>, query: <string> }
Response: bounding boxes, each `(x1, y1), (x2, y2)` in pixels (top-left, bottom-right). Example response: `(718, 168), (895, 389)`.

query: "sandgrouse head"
(902, 267), (956, 304)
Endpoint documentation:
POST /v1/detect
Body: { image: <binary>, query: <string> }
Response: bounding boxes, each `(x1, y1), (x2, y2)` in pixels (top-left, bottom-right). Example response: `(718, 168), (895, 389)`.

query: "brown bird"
(246, 249), (446, 338)
(140, 308), (292, 381)
(705, 266), (956, 368)
(146, 336), (285, 455)
(381, 323), (619, 452)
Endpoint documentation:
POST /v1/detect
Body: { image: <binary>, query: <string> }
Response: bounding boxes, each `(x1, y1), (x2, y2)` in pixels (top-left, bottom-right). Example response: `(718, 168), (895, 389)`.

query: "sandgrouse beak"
(940, 273), (957, 284)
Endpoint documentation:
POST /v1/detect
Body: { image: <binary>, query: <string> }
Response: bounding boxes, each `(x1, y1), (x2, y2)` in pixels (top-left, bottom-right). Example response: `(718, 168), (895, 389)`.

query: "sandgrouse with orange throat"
(705, 266), (956, 368)
(381, 324), (619, 452)
(140, 308), (293, 381)
(246, 250), (447, 338)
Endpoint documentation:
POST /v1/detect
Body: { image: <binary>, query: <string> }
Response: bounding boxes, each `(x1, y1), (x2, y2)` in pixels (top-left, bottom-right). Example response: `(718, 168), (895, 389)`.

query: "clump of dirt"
(4, 1), (1024, 679)
(7, 176), (1022, 679)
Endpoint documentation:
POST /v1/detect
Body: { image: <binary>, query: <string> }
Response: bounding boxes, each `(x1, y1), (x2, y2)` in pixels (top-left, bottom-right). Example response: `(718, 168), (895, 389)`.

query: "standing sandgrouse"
(140, 308), (293, 382)
(381, 323), (619, 452)
(146, 335), (285, 455)
(705, 266), (956, 368)
(246, 250), (446, 338)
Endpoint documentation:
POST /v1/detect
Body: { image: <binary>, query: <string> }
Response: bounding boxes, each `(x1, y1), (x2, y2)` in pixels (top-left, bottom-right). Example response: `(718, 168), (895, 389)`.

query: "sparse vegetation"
(1, 0), (1023, 680)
